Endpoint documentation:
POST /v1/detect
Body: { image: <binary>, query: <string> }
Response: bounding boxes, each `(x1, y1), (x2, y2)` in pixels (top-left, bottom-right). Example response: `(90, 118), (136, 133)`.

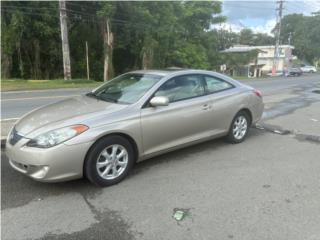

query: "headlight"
(26, 125), (89, 148)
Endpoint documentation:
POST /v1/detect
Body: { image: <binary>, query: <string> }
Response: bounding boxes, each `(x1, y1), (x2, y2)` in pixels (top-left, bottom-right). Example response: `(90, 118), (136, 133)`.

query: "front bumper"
(5, 136), (94, 182)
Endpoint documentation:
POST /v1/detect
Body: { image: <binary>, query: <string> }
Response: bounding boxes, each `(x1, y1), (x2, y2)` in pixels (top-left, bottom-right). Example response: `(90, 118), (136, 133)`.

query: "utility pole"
(288, 32), (292, 45)
(59, 0), (72, 80)
(272, 0), (284, 76)
(103, 18), (113, 82)
(86, 41), (90, 80)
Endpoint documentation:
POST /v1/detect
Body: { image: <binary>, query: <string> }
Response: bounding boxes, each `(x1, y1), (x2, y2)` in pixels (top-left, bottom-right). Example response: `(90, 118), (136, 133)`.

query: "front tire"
(85, 135), (135, 187)
(226, 111), (250, 143)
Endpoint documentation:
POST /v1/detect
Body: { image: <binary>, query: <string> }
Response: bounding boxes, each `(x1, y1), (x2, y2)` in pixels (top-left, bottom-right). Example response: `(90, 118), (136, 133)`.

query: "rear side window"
(155, 74), (205, 102)
(204, 76), (234, 93)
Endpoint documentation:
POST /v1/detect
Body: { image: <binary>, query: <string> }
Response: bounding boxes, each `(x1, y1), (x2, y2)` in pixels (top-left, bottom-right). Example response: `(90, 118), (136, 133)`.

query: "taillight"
(253, 89), (262, 98)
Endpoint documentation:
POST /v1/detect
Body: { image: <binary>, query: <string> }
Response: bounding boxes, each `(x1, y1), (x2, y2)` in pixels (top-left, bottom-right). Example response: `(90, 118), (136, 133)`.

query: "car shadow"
(129, 127), (263, 178)
(1, 127), (264, 209)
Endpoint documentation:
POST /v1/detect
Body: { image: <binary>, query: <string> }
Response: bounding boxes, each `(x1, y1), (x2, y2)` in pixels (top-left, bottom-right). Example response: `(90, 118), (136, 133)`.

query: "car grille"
(9, 127), (23, 146)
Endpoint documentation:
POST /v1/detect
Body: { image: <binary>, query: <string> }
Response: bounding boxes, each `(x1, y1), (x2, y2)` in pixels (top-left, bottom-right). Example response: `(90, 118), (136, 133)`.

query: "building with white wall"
(221, 45), (295, 77)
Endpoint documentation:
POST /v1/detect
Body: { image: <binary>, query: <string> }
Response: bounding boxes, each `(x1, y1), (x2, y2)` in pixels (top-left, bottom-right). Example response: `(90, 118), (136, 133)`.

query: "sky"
(217, 0), (320, 35)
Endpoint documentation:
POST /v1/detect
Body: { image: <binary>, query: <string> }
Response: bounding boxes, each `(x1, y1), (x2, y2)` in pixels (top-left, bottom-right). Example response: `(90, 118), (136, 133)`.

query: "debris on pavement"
(254, 124), (265, 130)
(173, 208), (192, 222)
(173, 210), (185, 221)
(254, 123), (291, 135)
(295, 134), (320, 144)
(273, 129), (283, 134)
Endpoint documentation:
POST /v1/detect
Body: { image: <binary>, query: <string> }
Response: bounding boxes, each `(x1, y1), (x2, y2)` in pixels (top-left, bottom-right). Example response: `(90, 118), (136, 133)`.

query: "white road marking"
(2, 88), (90, 94)
(2, 95), (79, 101)
(0, 118), (19, 122)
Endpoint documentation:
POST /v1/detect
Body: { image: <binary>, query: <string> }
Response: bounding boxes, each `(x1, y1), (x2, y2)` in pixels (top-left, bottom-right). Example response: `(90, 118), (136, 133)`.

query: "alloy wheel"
(232, 115), (248, 140)
(96, 144), (128, 180)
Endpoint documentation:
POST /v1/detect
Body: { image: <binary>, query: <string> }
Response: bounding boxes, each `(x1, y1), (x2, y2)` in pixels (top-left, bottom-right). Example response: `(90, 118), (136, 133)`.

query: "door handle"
(202, 104), (210, 110)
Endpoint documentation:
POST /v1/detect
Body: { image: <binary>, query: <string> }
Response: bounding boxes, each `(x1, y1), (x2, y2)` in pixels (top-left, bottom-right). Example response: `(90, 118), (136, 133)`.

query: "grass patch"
(1, 79), (101, 91)
(232, 76), (250, 80)
(232, 76), (270, 81)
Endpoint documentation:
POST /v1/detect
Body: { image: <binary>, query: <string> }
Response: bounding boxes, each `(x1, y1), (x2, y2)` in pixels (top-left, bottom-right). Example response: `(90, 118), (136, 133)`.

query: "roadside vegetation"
(1, 79), (100, 91)
(1, 2), (320, 86)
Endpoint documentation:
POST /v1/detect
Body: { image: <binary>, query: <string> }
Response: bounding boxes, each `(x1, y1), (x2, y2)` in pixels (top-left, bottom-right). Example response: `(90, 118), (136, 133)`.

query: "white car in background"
(300, 65), (317, 73)
(266, 71), (284, 77)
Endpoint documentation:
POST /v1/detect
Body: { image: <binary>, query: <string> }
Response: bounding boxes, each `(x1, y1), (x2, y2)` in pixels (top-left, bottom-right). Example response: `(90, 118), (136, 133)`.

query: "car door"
(203, 75), (241, 133)
(140, 74), (215, 156)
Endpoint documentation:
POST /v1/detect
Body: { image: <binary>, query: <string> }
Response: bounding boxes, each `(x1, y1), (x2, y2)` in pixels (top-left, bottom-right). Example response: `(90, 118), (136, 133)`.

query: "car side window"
(154, 75), (205, 102)
(204, 76), (233, 93)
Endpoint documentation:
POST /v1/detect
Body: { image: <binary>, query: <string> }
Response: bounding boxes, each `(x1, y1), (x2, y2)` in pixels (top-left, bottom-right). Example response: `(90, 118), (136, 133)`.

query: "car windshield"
(89, 73), (162, 104)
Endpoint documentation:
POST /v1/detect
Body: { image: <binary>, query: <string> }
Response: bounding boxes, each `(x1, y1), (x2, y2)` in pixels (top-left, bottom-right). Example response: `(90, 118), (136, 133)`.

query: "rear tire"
(226, 111), (250, 144)
(85, 135), (135, 187)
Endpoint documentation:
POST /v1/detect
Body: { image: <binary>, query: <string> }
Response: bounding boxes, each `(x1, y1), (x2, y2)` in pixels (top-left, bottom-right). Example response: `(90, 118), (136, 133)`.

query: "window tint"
(155, 75), (204, 102)
(204, 76), (233, 93)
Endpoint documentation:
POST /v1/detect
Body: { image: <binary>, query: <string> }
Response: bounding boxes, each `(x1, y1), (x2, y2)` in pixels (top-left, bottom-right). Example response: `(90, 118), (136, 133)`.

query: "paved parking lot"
(1, 75), (320, 240)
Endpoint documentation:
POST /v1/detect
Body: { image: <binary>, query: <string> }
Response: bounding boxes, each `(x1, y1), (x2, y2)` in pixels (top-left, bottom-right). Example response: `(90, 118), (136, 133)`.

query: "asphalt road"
(1, 88), (92, 119)
(1, 74), (320, 240)
(1, 74), (319, 119)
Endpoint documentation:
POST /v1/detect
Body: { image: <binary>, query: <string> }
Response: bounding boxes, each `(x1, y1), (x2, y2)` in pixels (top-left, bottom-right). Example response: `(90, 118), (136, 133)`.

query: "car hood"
(15, 95), (127, 135)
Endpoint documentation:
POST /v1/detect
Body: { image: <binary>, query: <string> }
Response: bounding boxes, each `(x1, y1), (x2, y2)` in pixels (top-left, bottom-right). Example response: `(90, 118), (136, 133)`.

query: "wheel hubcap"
(96, 144), (128, 180)
(233, 115), (248, 140)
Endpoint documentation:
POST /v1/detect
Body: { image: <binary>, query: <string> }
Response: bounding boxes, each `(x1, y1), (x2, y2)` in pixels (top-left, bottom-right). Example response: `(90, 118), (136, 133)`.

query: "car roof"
(129, 69), (185, 76)
(129, 69), (242, 87)
(129, 68), (228, 77)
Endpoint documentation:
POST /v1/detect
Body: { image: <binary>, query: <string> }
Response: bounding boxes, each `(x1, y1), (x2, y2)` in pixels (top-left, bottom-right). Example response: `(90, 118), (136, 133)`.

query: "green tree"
(280, 13), (320, 63)
(1, 1), (225, 80)
(1, 1), (61, 79)
(239, 28), (255, 45)
(253, 33), (274, 45)
(169, 42), (210, 69)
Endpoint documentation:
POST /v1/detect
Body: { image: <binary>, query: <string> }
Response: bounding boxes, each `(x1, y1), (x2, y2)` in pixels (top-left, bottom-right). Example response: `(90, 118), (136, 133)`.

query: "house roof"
(221, 44), (294, 53)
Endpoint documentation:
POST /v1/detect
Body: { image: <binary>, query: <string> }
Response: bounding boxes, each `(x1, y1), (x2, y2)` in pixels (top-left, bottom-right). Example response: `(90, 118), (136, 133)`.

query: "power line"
(222, 3), (275, 10)
(1, 8), (187, 37)
(66, 2), (98, 11)
(1, 5), (147, 27)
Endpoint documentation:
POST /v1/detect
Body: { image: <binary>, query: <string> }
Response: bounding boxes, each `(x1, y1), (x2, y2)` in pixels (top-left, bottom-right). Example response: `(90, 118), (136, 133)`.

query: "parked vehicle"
(267, 71), (284, 77)
(285, 67), (303, 77)
(6, 70), (264, 187)
(299, 64), (317, 73)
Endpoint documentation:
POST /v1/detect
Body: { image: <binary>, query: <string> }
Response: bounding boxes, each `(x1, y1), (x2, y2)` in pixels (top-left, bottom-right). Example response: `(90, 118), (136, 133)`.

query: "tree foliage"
(1, 1), (225, 80)
(1, 1), (319, 80)
(279, 13), (320, 63)
(1, 2), (61, 79)
(239, 28), (274, 46)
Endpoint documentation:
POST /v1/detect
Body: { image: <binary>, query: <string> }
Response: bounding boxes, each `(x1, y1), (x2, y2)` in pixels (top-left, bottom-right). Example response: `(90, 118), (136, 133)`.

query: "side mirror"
(150, 96), (169, 107)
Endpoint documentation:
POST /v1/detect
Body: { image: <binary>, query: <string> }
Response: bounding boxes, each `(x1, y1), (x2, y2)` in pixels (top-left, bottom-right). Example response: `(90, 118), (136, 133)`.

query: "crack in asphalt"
(82, 195), (103, 221)
(262, 83), (320, 120)
(254, 123), (320, 144)
(294, 133), (320, 144)
(35, 195), (137, 240)
(257, 82), (320, 144)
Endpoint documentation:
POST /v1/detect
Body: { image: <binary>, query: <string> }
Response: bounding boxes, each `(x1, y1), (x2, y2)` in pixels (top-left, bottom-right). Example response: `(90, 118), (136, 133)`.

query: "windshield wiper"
(86, 92), (120, 103)
(86, 92), (101, 100)
(101, 96), (118, 103)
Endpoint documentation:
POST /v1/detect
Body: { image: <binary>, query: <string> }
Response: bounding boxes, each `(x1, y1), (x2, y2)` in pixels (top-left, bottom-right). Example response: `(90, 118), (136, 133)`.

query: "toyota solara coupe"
(6, 69), (264, 187)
